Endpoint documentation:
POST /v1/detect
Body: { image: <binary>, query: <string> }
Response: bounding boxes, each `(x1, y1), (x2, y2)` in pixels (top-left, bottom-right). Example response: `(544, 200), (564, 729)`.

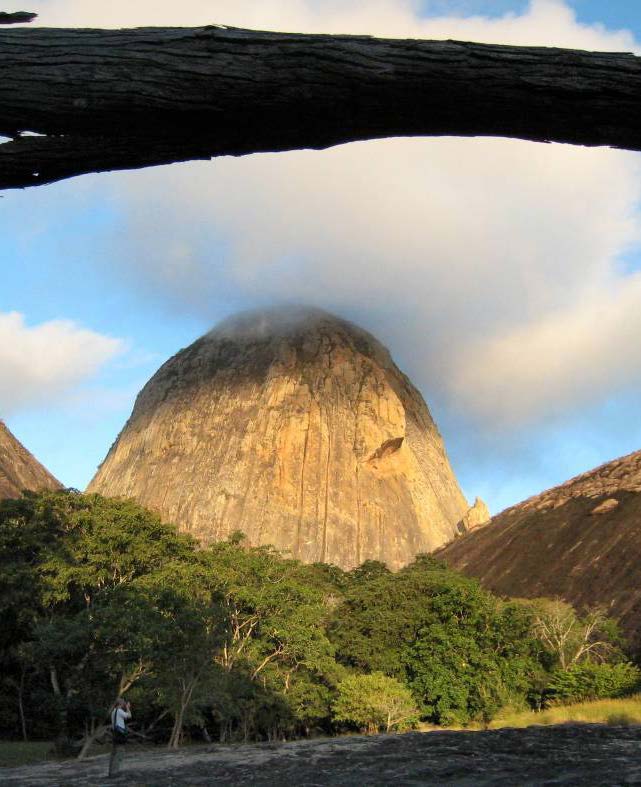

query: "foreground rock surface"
(438, 449), (641, 646)
(3, 725), (641, 786)
(89, 308), (469, 569)
(0, 421), (62, 499)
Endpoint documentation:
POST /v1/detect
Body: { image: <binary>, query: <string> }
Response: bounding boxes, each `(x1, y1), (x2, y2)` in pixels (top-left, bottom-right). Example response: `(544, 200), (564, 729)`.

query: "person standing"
(108, 697), (132, 777)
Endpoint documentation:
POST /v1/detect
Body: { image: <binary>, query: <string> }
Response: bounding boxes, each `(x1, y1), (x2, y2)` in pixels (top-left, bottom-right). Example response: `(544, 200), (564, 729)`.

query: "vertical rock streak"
(295, 410), (311, 557)
(321, 423), (332, 565)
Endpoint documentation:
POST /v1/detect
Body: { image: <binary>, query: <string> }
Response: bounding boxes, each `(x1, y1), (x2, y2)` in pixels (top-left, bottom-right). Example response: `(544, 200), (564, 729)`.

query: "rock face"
(89, 308), (469, 569)
(0, 421), (62, 499)
(5, 724), (641, 787)
(437, 449), (641, 646)
(457, 497), (491, 534)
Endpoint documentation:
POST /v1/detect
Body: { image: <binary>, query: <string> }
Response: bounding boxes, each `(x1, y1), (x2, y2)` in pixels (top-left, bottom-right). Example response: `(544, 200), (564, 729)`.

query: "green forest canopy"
(1, 491), (638, 754)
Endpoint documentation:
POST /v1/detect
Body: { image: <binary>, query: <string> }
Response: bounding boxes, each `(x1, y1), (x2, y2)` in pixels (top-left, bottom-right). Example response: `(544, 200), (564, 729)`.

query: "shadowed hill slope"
(437, 450), (641, 647)
(0, 421), (62, 499)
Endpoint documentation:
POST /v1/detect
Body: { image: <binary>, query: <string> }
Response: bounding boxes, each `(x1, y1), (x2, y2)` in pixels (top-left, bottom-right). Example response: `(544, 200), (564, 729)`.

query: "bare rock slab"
(3, 725), (641, 786)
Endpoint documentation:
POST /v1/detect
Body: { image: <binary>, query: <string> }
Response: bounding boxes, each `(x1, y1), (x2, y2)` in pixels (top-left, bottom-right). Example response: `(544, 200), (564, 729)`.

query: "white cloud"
(5, 0), (641, 432)
(449, 274), (641, 424)
(106, 132), (641, 427)
(0, 312), (125, 415)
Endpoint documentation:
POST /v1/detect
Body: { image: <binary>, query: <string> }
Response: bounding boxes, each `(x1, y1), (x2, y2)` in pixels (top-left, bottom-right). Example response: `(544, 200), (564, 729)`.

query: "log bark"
(1, 24), (641, 190)
(0, 11), (36, 25)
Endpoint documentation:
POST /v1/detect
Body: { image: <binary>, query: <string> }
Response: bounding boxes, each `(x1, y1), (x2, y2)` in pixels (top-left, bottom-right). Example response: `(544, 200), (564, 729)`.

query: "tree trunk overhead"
(1, 24), (641, 189)
(0, 11), (36, 24)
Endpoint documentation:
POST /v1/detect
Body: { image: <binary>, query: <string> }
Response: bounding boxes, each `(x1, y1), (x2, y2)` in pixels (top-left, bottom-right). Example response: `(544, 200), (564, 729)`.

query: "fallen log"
(0, 11), (37, 24)
(1, 24), (641, 189)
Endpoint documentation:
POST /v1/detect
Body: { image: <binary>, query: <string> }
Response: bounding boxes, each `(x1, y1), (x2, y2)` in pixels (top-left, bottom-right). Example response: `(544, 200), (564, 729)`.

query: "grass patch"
(0, 741), (53, 767)
(490, 695), (641, 729)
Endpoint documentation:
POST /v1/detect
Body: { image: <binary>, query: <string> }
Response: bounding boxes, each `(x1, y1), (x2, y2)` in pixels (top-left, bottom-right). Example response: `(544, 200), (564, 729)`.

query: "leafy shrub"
(547, 662), (641, 704)
(332, 673), (419, 733)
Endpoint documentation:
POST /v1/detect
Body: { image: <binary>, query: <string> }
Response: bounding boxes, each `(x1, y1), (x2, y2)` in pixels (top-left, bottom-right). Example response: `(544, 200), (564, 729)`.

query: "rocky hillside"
(437, 450), (641, 646)
(0, 421), (62, 499)
(89, 307), (475, 569)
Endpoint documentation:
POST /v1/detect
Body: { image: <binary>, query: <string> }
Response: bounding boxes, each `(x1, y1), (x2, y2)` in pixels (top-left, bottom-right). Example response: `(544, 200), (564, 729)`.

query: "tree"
(0, 493), (62, 740)
(403, 595), (537, 725)
(2, 23), (641, 189)
(203, 542), (334, 681)
(31, 591), (163, 757)
(332, 673), (418, 734)
(330, 557), (499, 678)
(0, 491), (201, 751)
(2, 490), (635, 746)
(530, 600), (620, 671)
(201, 540), (339, 740)
(136, 564), (227, 749)
(2, 492), (342, 745)
(331, 558), (540, 725)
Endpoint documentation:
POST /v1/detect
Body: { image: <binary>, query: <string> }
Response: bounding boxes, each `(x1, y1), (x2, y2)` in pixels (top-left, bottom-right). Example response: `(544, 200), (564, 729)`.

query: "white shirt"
(112, 707), (131, 731)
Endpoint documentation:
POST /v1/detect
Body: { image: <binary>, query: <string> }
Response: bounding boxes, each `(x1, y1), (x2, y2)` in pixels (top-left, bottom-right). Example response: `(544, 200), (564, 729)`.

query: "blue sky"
(3, 0), (641, 514)
(546, 1), (641, 30)
(419, 1), (641, 30)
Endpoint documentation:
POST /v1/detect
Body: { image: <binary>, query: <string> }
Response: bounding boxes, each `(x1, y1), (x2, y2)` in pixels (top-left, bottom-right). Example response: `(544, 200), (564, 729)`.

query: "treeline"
(1, 491), (639, 754)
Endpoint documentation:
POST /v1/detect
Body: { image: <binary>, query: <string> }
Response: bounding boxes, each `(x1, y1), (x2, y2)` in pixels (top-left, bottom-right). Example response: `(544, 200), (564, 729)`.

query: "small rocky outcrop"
(0, 420), (62, 499)
(590, 498), (619, 515)
(457, 497), (491, 533)
(89, 307), (470, 569)
(437, 449), (641, 646)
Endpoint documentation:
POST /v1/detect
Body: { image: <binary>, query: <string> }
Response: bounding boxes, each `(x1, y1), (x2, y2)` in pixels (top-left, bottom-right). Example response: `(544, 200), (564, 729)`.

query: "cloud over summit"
(105, 137), (641, 428)
(14, 0), (639, 428)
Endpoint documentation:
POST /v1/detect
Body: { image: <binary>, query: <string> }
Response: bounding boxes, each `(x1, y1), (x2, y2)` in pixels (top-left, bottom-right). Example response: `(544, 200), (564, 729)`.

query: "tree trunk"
(0, 11), (37, 24)
(77, 723), (108, 760)
(168, 711), (184, 750)
(49, 666), (61, 697)
(17, 666), (28, 742)
(2, 24), (641, 190)
(145, 708), (169, 736)
(49, 666), (71, 754)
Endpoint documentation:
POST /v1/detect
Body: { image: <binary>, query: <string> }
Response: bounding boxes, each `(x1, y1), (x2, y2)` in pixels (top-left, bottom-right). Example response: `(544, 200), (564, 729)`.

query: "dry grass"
(490, 695), (641, 729)
(0, 741), (54, 767)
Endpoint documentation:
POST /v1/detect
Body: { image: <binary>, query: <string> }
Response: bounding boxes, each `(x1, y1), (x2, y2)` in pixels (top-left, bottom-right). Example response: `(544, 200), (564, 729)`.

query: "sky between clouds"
(2, 0), (641, 512)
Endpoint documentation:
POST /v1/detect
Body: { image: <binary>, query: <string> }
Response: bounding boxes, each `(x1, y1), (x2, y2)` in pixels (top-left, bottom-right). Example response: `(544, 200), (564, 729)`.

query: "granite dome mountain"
(0, 421), (62, 499)
(89, 308), (478, 569)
